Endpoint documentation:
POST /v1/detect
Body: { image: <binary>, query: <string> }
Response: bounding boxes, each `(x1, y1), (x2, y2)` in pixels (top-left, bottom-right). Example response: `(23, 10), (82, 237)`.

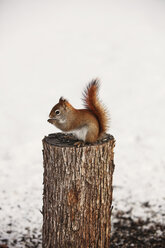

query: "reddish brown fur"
(48, 79), (109, 143)
(82, 79), (109, 135)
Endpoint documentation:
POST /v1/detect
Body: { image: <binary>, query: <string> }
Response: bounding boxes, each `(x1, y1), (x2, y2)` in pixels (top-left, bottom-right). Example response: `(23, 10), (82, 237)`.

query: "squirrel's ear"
(59, 97), (63, 101)
(59, 97), (65, 103)
(59, 97), (67, 108)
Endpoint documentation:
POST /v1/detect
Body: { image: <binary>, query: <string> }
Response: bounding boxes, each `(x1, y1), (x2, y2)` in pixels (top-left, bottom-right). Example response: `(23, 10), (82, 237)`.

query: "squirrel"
(48, 79), (109, 144)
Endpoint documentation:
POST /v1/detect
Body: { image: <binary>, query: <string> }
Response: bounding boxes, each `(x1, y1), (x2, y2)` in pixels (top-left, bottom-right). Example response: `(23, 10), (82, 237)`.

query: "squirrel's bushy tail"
(82, 79), (109, 135)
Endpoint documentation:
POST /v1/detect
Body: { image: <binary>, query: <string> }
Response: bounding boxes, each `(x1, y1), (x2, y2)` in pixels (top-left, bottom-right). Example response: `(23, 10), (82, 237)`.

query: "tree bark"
(42, 133), (115, 248)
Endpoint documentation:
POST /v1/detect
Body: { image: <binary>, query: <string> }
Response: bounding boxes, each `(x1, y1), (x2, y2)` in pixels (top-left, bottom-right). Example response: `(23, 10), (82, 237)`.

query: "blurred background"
(0, 0), (165, 246)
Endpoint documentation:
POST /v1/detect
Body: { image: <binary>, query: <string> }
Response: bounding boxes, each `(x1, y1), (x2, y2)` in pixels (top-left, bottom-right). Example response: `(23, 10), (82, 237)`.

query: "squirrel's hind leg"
(74, 141), (85, 147)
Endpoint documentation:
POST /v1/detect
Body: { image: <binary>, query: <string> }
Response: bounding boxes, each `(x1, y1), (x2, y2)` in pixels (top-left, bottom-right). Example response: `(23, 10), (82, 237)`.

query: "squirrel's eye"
(55, 110), (60, 115)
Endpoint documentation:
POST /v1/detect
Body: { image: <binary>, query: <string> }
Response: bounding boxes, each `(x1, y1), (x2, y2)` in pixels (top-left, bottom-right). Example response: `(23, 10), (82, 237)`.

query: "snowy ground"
(0, 0), (165, 247)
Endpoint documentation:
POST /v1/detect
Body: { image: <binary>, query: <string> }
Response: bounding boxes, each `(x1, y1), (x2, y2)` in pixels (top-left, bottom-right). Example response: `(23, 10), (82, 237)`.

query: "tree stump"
(42, 133), (115, 248)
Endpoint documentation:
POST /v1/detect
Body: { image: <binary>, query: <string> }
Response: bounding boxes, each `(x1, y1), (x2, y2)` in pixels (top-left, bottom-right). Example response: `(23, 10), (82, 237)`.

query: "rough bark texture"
(42, 133), (115, 248)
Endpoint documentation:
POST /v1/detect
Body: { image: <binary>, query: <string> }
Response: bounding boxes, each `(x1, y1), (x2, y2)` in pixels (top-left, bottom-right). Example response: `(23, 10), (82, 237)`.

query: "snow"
(0, 0), (165, 246)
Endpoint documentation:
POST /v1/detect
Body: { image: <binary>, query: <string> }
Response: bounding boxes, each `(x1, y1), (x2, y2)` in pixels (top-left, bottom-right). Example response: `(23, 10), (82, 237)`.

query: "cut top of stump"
(43, 133), (114, 147)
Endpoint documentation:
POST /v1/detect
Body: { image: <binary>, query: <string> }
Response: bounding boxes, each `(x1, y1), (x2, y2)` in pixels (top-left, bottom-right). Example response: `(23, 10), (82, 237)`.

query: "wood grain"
(42, 133), (115, 248)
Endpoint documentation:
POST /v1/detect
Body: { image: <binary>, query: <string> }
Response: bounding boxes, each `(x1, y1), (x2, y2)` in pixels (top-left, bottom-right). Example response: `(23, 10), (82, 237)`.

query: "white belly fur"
(71, 126), (88, 141)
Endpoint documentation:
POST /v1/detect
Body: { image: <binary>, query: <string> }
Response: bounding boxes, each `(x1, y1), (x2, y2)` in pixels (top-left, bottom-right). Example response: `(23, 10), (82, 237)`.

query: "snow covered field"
(0, 0), (165, 246)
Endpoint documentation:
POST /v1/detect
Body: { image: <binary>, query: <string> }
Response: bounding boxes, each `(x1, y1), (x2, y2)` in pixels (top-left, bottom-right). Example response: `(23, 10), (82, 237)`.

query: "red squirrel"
(48, 79), (109, 143)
